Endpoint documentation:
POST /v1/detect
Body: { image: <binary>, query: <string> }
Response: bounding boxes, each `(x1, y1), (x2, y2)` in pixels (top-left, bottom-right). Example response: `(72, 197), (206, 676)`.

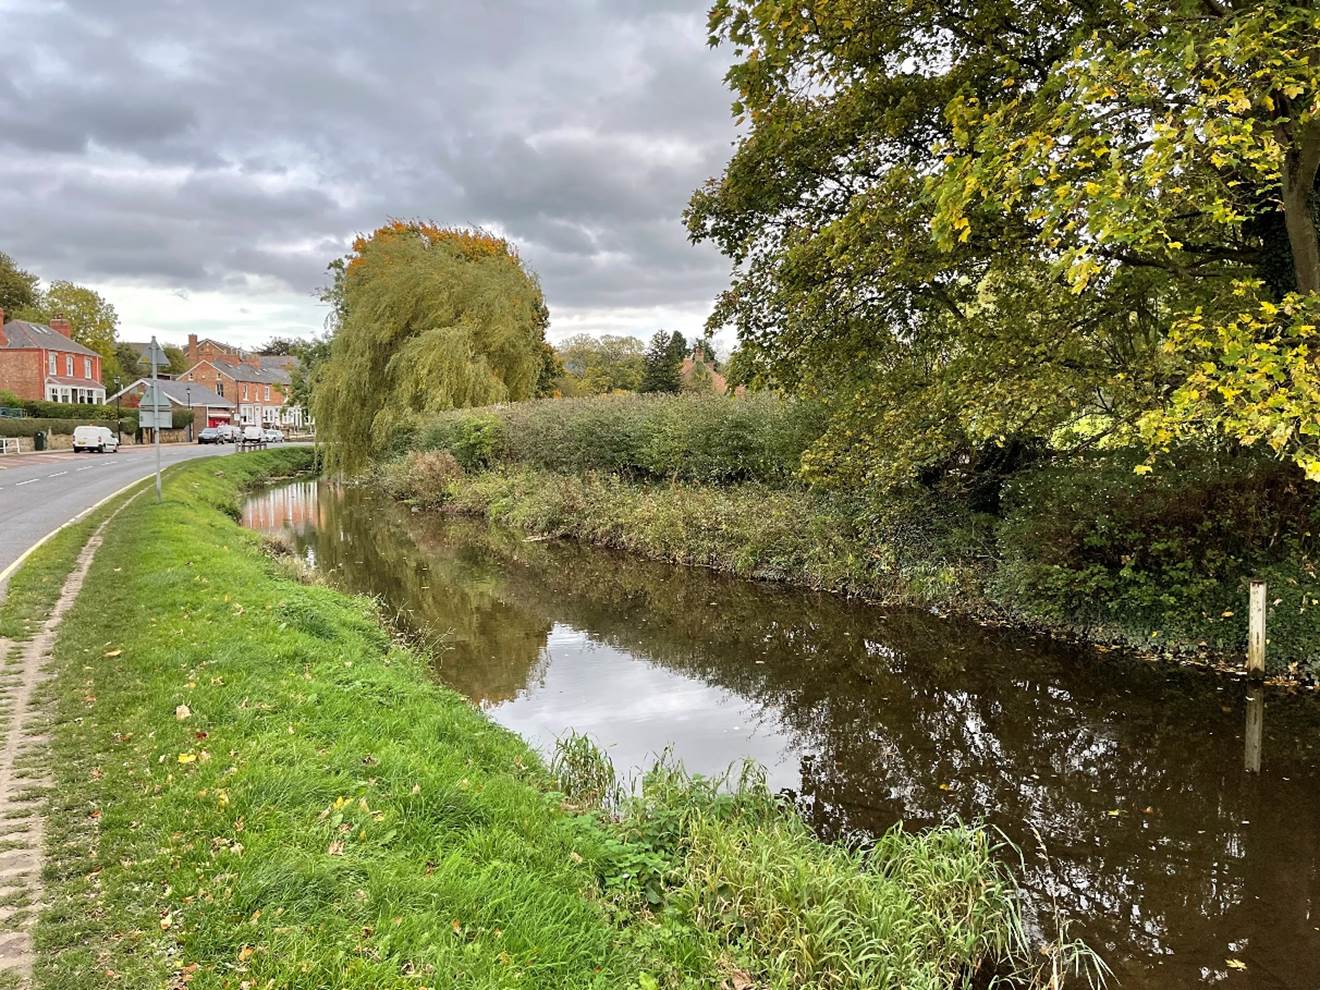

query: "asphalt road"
(0, 442), (236, 584)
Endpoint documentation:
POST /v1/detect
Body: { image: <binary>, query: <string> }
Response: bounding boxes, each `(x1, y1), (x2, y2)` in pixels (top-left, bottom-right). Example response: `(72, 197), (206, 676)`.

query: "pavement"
(0, 442), (236, 584)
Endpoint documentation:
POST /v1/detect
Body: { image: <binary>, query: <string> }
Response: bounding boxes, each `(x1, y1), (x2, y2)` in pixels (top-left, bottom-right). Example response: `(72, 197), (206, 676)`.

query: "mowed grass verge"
(31, 449), (1051, 989)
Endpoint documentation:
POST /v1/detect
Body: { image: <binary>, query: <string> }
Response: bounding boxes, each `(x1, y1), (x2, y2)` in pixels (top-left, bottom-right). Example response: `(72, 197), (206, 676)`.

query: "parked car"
(261, 428), (284, 443)
(241, 424), (265, 446)
(197, 427), (223, 444)
(72, 425), (119, 453)
(216, 424), (238, 442)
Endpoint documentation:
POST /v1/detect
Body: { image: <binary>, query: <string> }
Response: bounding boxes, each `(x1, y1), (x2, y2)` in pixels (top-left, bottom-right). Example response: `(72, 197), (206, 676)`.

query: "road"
(0, 442), (235, 584)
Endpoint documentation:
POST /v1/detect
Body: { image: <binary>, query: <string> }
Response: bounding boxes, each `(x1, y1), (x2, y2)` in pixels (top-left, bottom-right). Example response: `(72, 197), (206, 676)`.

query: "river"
(243, 479), (1320, 989)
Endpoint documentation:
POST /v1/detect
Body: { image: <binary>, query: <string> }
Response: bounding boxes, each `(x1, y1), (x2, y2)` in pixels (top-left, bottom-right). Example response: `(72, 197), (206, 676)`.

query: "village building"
(0, 307), (106, 404)
(107, 377), (235, 436)
(180, 334), (305, 429)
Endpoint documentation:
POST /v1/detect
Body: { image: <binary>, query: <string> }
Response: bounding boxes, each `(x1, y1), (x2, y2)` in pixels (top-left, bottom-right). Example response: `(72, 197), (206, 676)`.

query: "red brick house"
(0, 307), (105, 404)
(180, 334), (301, 428)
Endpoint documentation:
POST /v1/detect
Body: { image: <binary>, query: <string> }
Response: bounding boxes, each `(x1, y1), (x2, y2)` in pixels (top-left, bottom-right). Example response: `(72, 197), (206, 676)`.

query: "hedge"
(414, 393), (826, 485)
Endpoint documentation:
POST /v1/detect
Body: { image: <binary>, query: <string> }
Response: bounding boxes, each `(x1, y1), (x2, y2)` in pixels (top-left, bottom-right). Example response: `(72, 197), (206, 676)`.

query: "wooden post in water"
(1247, 580), (1266, 679)
(1244, 686), (1264, 774)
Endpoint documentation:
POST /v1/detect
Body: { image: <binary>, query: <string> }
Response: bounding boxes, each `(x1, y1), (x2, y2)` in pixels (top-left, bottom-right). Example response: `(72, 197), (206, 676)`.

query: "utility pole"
(144, 336), (169, 503)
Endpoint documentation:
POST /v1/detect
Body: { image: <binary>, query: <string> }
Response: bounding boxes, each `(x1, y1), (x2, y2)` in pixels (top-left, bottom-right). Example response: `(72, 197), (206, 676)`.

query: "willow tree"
(313, 222), (550, 473)
(687, 1), (1320, 484)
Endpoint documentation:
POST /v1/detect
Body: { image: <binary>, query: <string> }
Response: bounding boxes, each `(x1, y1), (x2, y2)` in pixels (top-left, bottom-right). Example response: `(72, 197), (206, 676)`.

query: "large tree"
(18, 280), (123, 384)
(640, 331), (686, 394)
(313, 222), (551, 472)
(0, 251), (38, 315)
(687, 1), (1320, 484)
(556, 333), (645, 394)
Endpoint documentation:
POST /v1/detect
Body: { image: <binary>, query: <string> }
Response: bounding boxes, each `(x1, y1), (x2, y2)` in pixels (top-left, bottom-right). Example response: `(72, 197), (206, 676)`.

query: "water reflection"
(244, 481), (1320, 990)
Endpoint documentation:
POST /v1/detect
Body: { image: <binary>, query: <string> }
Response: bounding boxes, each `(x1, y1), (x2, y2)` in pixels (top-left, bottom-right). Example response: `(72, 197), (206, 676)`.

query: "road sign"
(143, 340), (170, 369)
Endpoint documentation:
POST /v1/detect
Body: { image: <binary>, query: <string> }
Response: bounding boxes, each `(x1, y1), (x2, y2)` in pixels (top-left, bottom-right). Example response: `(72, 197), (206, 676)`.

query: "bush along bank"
(382, 396), (1320, 678)
(30, 448), (1064, 989)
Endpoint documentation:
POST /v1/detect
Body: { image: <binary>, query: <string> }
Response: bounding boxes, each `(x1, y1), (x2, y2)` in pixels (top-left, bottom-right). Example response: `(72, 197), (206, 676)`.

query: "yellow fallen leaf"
(103, 649), (122, 658)
(238, 945), (254, 962)
(1106, 809), (1122, 817)
(1226, 958), (1247, 970)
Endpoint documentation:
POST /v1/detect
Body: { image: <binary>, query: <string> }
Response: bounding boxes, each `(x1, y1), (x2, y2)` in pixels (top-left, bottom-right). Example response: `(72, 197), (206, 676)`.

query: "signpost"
(142, 337), (170, 502)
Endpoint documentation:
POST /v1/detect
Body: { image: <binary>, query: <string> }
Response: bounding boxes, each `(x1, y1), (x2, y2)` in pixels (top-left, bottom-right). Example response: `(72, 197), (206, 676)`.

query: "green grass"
(28, 449), (1056, 989)
(0, 489), (144, 642)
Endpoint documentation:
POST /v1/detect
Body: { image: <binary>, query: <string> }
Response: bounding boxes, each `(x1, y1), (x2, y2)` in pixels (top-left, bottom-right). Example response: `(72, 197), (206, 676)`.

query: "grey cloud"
(0, 0), (737, 335)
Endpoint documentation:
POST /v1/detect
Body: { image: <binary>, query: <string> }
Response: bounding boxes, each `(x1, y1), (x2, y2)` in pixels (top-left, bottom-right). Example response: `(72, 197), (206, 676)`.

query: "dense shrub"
(995, 449), (1320, 660)
(0, 390), (118, 421)
(0, 416), (136, 438)
(415, 393), (824, 484)
(378, 449), (464, 506)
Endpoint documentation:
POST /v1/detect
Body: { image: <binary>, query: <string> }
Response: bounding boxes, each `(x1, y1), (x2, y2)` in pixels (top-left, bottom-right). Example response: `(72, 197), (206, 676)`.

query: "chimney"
(188, 333), (199, 363)
(49, 317), (72, 337)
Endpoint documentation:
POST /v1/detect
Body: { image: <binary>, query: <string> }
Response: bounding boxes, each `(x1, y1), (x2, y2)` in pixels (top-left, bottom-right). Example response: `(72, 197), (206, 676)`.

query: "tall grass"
(551, 735), (1104, 990)
(414, 392), (825, 485)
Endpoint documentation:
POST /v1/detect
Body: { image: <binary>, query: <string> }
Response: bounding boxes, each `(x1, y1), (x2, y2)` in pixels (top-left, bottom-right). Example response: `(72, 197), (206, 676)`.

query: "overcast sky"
(0, 0), (738, 349)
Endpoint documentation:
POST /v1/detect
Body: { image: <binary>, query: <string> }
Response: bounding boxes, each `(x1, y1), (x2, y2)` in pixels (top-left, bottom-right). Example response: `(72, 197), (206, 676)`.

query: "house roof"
(209, 357), (291, 385)
(107, 377), (234, 408)
(1, 320), (100, 357)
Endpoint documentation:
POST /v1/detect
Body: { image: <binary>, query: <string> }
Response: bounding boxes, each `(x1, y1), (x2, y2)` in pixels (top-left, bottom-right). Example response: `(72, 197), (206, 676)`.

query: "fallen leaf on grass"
(327, 840), (345, 856)
(175, 705), (191, 721)
(103, 649), (122, 658)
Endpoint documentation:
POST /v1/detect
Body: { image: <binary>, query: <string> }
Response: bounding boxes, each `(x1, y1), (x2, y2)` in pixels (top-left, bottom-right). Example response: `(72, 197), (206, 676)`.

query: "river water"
(243, 480), (1320, 989)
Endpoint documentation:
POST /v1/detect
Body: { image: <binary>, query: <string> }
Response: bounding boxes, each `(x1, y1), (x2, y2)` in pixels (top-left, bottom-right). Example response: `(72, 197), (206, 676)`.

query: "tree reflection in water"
(245, 481), (1320, 990)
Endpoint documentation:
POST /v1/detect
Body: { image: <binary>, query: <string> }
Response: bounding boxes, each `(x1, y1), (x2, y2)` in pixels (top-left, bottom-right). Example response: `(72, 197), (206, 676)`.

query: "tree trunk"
(1281, 122), (1320, 294)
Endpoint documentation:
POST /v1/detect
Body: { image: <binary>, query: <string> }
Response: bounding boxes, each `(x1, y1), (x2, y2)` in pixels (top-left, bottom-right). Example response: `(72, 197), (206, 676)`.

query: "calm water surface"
(244, 480), (1320, 990)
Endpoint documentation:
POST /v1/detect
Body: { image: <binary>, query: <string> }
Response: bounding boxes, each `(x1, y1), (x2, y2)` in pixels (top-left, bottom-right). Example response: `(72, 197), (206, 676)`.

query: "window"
(66, 354), (73, 376)
(83, 357), (92, 379)
(242, 384), (248, 400)
(48, 352), (56, 375)
(216, 381), (224, 397)
(264, 384), (270, 400)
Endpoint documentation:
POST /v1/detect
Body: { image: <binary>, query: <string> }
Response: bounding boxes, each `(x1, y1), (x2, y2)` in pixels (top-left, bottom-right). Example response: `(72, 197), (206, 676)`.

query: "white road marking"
(15, 479), (38, 487)
(47, 471), (68, 478)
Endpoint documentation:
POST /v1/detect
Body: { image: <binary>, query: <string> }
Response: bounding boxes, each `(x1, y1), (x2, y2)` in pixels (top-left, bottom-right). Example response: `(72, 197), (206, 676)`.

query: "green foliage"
(555, 333), (646, 395)
(313, 222), (550, 474)
(0, 416), (134, 438)
(417, 393), (824, 485)
(550, 731), (620, 810)
(285, 334), (331, 420)
(0, 250), (38, 314)
(552, 736), (1055, 990)
(377, 449), (464, 506)
(689, 0), (1320, 486)
(16, 279), (123, 383)
(640, 331), (685, 394)
(995, 449), (1320, 660)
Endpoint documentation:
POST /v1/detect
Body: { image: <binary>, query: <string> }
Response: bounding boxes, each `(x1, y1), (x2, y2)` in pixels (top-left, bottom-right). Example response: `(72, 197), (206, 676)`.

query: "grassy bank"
(383, 396), (1320, 676)
(28, 449), (1054, 988)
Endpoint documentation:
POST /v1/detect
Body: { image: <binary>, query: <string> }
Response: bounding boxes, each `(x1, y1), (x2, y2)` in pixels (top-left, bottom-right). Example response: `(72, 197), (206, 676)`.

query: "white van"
(72, 425), (119, 453)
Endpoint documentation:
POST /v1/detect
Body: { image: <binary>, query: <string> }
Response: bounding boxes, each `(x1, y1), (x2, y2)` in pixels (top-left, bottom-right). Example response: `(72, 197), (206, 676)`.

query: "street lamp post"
(186, 386), (192, 442)
(113, 378), (121, 444)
